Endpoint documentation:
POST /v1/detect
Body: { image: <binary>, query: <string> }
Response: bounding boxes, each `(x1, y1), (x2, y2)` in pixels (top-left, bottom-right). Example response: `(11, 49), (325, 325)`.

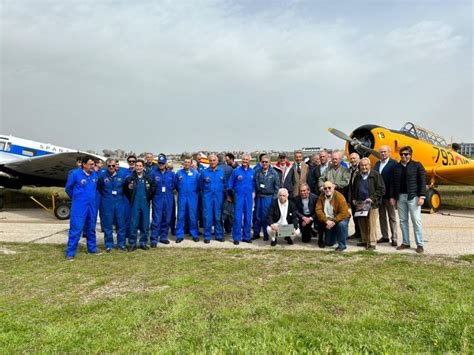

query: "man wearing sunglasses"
(97, 158), (127, 252)
(390, 146), (426, 254)
(316, 182), (351, 251)
(122, 155), (137, 243)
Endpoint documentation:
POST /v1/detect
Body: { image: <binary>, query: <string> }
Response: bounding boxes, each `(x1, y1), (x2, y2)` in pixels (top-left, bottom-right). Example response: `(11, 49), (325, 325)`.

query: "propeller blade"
(356, 144), (381, 159)
(328, 128), (352, 142)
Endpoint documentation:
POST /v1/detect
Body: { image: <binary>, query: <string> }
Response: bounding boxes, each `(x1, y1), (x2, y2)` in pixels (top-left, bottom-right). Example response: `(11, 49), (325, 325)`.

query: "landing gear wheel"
(54, 202), (71, 220)
(0, 196), (4, 210)
(424, 189), (441, 212)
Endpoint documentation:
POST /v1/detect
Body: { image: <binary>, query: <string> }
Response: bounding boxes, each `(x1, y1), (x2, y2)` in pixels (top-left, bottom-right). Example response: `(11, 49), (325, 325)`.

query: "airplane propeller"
(328, 128), (381, 159)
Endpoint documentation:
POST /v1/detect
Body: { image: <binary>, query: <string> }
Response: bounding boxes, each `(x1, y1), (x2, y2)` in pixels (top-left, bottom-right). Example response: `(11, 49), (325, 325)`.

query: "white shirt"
(379, 158), (390, 173)
(302, 198), (310, 215)
(324, 195), (334, 220)
(277, 200), (289, 225)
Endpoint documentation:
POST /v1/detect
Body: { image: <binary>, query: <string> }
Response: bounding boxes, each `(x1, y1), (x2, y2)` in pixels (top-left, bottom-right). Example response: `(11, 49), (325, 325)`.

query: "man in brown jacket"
(316, 182), (351, 251)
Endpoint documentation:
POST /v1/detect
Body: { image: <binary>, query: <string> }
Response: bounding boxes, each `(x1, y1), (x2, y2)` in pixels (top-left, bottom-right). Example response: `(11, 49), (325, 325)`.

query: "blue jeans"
(397, 194), (424, 246)
(324, 218), (349, 249)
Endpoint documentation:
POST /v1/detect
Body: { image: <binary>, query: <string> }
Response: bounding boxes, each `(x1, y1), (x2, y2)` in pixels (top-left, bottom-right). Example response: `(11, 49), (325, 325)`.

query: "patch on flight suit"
(104, 178), (110, 183)
(81, 179), (87, 185)
(237, 175), (243, 181)
(205, 177), (211, 182)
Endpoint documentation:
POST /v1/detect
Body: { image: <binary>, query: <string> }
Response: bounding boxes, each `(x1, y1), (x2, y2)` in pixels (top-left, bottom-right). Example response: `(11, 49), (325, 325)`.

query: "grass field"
(1, 243), (472, 352)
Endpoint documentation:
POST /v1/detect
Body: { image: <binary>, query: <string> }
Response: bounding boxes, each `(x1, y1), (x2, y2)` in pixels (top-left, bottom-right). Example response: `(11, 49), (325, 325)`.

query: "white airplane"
(0, 134), (104, 212)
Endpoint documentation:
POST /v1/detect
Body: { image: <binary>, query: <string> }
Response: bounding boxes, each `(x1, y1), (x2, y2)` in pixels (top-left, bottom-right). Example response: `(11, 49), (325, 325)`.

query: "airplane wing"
(1, 151), (105, 186)
(427, 163), (474, 185)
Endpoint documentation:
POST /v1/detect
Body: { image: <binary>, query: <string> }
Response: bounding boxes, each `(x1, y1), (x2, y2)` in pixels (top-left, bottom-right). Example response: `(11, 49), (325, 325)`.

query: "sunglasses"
(262, 161), (269, 163)
(128, 160), (136, 163)
(400, 153), (411, 156)
(323, 187), (332, 190)
(108, 164), (116, 168)
(158, 162), (166, 165)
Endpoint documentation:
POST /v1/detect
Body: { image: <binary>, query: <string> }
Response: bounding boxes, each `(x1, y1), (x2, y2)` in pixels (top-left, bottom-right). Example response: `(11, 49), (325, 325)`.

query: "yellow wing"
(426, 163), (474, 185)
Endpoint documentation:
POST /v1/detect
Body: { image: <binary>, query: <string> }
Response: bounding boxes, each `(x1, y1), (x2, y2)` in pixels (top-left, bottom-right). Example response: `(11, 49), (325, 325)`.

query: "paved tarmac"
(0, 208), (473, 256)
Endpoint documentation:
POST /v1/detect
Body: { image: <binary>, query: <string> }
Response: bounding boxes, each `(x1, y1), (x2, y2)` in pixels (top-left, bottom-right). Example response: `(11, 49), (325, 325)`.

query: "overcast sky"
(1, 0), (472, 154)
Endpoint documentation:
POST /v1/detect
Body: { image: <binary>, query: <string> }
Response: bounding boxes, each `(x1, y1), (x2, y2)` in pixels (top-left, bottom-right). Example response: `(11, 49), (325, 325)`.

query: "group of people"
(64, 147), (427, 259)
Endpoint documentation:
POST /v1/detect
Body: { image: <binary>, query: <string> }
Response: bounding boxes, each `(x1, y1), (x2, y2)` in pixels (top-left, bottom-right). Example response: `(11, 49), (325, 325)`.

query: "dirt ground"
(0, 208), (473, 256)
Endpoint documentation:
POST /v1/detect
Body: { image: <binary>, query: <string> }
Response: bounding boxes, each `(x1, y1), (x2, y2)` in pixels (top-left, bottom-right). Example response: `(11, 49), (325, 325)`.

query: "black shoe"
(204, 240), (210, 244)
(140, 244), (149, 251)
(193, 237), (199, 242)
(105, 248), (112, 253)
(318, 243), (325, 249)
(396, 244), (410, 250)
(66, 256), (74, 261)
(377, 238), (390, 243)
(176, 238), (183, 244)
(356, 242), (367, 247)
(242, 239), (252, 243)
(335, 247), (346, 252)
(233, 241), (240, 245)
(127, 245), (137, 252)
(285, 237), (294, 245)
(263, 236), (269, 241)
(160, 240), (170, 245)
(416, 245), (424, 254)
(150, 244), (157, 248)
(367, 245), (376, 251)
(118, 247), (126, 251)
(271, 240), (277, 247)
(391, 240), (398, 247)
(348, 233), (360, 240)
(216, 238), (225, 242)
(251, 235), (260, 240)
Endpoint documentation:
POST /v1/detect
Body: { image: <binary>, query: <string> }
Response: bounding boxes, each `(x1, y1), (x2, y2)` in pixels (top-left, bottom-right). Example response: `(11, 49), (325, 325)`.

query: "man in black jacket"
(293, 183), (319, 244)
(123, 159), (156, 251)
(266, 188), (300, 247)
(389, 146), (426, 253)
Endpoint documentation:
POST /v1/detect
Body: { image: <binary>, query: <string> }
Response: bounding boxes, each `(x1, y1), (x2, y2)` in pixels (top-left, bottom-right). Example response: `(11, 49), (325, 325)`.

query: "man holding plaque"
(266, 188), (300, 247)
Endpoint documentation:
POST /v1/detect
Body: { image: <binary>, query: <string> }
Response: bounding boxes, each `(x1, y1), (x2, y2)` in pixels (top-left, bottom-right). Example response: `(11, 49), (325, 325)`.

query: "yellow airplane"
(329, 122), (474, 212)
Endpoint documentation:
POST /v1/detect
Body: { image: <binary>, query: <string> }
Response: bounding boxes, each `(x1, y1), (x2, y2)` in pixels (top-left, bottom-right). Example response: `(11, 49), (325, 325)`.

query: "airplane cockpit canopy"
(400, 122), (448, 148)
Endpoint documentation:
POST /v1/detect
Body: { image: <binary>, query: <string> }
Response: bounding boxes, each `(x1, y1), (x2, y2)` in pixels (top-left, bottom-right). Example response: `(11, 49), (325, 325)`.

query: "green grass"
(437, 186), (474, 209)
(0, 243), (472, 352)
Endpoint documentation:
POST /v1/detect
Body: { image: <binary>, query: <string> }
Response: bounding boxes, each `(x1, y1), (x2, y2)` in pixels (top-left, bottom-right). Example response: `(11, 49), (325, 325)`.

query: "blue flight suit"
(228, 166), (255, 242)
(122, 168), (134, 240)
(145, 162), (157, 175)
(150, 169), (175, 244)
(254, 167), (280, 238)
(200, 166), (225, 241)
(125, 173), (155, 247)
(65, 169), (98, 257)
(175, 168), (200, 239)
(97, 169), (127, 249)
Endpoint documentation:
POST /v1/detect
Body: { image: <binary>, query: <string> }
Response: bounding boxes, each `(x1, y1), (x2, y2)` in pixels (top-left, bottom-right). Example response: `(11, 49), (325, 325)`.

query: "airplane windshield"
(400, 122), (448, 148)
(0, 141), (5, 151)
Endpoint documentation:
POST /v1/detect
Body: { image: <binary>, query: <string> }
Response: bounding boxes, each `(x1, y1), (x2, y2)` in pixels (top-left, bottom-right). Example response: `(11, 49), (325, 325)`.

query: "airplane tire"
(54, 202), (71, 220)
(424, 189), (441, 212)
(0, 196), (4, 210)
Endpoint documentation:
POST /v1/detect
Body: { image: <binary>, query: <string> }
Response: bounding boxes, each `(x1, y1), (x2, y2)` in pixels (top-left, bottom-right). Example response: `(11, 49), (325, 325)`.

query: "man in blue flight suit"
(122, 155), (136, 243)
(175, 157), (200, 243)
(253, 154), (280, 241)
(65, 156), (99, 260)
(123, 159), (155, 251)
(228, 153), (255, 245)
(97, 158), (127, 252)
(145, 152), (158, 174)
(150, 154), (175, 247)
(200, 154), (226, 243)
